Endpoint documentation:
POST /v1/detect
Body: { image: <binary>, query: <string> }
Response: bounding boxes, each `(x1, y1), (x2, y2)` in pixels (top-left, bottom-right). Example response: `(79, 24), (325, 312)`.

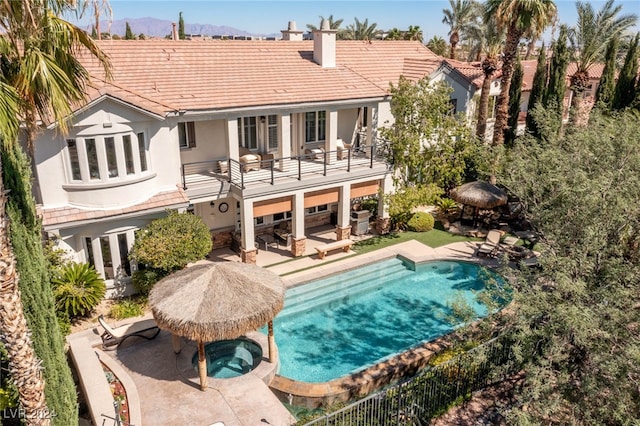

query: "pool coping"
(269, 240), (502, 408)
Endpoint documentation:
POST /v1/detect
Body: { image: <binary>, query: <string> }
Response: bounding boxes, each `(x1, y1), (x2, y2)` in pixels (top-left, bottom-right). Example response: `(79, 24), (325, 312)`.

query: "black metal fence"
(302, 337), (515, 426)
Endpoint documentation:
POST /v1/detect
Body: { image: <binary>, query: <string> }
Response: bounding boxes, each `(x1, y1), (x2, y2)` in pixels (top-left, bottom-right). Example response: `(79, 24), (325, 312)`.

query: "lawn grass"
(353, 222), (480, 254)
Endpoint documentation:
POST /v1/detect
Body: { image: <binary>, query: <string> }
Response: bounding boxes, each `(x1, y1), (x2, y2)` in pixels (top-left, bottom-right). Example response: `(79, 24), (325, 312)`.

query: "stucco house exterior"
(32, 22), (459, 295)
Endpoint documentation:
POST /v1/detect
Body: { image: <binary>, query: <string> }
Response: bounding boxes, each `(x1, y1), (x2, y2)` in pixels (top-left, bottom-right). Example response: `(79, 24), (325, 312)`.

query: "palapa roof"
(149, 262), (285, 342)
(451, 181), (508, 209)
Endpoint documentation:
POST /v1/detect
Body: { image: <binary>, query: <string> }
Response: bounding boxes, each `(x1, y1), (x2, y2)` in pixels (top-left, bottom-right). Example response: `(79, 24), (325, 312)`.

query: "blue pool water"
(271, 258), (503, 383)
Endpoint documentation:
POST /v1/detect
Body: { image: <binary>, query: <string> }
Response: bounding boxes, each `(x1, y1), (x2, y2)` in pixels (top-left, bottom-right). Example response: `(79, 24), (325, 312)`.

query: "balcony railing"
(181, 141), (390, 192)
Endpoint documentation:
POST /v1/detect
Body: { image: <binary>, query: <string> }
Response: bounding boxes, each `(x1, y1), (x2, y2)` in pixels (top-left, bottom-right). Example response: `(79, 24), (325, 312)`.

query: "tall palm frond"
(569, 0), (637, 92)
(442, 0), (481, 59)
(344, 18), (379, 41)
(306, 14), (343, 32)
(486, 0), (557, 145)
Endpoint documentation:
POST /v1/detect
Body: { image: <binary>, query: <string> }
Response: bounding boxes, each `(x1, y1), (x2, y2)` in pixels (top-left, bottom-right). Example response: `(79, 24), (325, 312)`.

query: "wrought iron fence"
(302, 337), (515, 426)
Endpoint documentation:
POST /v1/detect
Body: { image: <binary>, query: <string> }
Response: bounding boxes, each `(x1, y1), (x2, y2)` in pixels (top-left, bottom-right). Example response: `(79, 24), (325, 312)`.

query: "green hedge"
(407, 212), (435, 232)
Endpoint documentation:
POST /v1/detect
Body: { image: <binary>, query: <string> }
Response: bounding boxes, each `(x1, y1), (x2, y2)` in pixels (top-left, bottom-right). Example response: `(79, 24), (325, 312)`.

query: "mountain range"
(99, 17), (278, 38)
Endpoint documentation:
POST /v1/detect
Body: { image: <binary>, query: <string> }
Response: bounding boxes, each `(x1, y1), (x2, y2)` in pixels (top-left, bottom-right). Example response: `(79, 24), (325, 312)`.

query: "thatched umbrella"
(451, 181), (508, 226)
(149, 262), (285, 390)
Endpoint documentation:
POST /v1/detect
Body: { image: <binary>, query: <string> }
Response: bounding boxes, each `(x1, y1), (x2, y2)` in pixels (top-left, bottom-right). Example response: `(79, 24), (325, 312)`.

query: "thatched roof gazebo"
(451, 181), (508, 227)
(149, 262), (285, 390)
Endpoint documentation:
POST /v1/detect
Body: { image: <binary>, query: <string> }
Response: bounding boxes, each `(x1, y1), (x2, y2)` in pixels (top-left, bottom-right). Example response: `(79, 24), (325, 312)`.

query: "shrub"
(436, 197), (459, 214)
(130, 211), (212, 272)
(110, 297), (147, 320)
(51, 262), (106, 318)
(56, 311), (72, 336)
(407, 212), (435, 232)
(132, 268), (168, 295)
(359, 197), (379, 217)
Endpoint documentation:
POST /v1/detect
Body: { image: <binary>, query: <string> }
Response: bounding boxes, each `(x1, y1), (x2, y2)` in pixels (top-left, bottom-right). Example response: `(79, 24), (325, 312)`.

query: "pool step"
(286, 258), (407, 301)
(280, 266), (411, 318)
(284, 259), (407, 304)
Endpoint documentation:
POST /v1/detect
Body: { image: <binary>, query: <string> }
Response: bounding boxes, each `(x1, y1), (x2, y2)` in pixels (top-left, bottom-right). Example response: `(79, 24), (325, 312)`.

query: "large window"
(66, 139), (81, 180)
(123, 135), (135, 175)
(66, 132), (150, 183)
(105, 137), (118, 178)
(137, 132), (148, 172)
(85, 138), (100, 180)
(305, 111), (326, 143)
(178, 121), (196, 149)
(86, 231), (134, 281)
(267, 115), (278, 150)
(238, 117), (258, 150)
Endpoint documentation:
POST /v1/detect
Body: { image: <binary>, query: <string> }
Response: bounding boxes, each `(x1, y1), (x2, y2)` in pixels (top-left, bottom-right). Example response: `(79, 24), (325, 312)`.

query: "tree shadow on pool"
(279, 296), (457, 376)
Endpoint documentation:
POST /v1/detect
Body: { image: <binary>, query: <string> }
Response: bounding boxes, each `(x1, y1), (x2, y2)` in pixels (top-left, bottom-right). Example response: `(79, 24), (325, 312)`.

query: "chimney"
(172, 22), (178, 41)
(313, 19), (337, 68)
(281, 21), (303, 41)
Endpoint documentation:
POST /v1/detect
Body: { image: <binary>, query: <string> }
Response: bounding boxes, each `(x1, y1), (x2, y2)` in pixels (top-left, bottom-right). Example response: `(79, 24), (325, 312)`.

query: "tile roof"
(445, 59), (487, 89)
(76, 40), (442, 114)
(39, 187), (189, 229)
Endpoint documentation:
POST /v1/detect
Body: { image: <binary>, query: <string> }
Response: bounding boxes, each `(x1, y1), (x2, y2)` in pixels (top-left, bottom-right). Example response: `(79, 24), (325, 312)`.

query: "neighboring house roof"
(39, 187), (189, 230)
(445, 60), (487, 89)
(566, 62), (606, 80)
(76, 40), (442, 115)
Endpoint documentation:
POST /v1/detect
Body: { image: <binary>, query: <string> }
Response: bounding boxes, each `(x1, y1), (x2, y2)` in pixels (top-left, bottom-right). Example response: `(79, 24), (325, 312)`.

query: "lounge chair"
(477, 229), (502, 257)
(336, 139), (352, 160)
(97, 315), (160, 349)
(501, 235), (520, 246)
(304, 147), (325, 160)
(239, 147), (261, 172)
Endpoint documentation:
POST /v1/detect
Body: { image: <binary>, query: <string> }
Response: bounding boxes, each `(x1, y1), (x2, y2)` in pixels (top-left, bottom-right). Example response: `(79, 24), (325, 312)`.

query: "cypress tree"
(505, 57), (523, 146)
(178, 12), (185, 40)
(594, 36), (618, 111)
(1, 142), (77, 425)
(125, 21), (134, 40)
(91, 25), (97, 39)
(613, 33), (639, 110)
(526, 44), (547, 136)
(544, 25), (570, 113)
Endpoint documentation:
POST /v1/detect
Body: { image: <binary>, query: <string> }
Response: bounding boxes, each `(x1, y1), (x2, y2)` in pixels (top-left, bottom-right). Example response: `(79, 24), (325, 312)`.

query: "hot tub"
(192, 338), (263, 379)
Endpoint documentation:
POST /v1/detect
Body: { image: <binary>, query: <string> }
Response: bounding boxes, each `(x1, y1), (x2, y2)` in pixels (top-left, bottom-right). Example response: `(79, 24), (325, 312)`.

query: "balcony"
(181, 142), (391, 200)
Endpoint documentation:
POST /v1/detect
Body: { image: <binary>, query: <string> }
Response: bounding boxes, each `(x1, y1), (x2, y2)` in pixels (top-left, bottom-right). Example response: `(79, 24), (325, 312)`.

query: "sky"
(73, 0), (639, 41)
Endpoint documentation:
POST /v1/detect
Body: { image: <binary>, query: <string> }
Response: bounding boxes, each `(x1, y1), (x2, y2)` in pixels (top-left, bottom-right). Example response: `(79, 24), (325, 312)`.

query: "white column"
(227, 118), (239, 160)
(292, 193), (305, 238)
(240, 199), (255, 250)
(365, 106), (374, 159)
(378, 174), (393, 218)
(278, 114), (291, 170)
(338, 183), (351, 227)
(326, 109), (338, 164)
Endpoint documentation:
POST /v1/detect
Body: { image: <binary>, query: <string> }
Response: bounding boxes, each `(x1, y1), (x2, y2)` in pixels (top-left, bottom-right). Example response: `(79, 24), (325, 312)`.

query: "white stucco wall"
(33, 98), (181, 209)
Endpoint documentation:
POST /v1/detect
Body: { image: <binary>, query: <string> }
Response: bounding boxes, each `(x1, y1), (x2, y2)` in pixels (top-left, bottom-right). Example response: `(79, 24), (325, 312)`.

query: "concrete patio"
(68, 237), (519, 425)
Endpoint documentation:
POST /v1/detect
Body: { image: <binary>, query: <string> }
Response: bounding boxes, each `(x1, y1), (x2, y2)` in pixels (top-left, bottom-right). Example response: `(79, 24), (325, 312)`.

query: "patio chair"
(304, 147), (325, 160)
(97, 315), (160, 349)
(336, 138), (352, 160)
(476, 229), (502, 257)
(239, 147), (261, 172)
(501, 235), (520, 246)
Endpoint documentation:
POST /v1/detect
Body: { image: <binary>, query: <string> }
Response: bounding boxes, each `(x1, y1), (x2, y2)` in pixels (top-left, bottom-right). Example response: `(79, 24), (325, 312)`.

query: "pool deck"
(68, 239), (508, 425)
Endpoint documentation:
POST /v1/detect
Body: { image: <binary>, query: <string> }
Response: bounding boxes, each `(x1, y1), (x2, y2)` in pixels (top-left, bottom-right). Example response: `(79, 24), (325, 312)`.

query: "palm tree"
(442, 0), (480, 59)
(306, 14), (344, 32)
(569, 0), (637, 116)
(475, 15), (505, 140)
(79, 0), (112, 41)
(486, 0), (557, 145)
(426, 36), (448, 56)
(405, 25), (423, 42)
(0, 0), (110, 421)
(344, 18), (379, 41)
(386, 27), (403, 40)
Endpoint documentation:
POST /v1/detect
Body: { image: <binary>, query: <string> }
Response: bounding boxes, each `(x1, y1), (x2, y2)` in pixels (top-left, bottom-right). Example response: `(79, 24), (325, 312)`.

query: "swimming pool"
(272, 257), (503, 383)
